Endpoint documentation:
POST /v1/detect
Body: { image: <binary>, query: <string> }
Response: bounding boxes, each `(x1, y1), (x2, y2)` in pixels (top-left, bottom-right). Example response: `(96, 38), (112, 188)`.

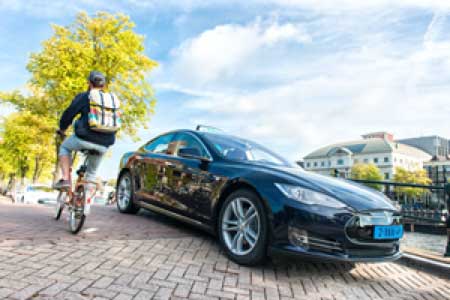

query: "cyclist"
(54, 71), (117, 190)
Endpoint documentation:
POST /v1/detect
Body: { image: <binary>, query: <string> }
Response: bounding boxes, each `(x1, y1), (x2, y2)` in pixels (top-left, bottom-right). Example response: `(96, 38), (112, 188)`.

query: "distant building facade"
(303, 132), (431, 179)
(397, 136), (450, 185)
(397, 136), (449, 158)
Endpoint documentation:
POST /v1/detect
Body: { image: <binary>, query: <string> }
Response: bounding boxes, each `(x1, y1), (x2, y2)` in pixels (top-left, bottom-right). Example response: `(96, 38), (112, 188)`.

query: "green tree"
(393, 167), (431, 198)
(0, 141), (15, 186)
(2, 11), (158, 137)
(1, 112), (55, 184)
(350, 163), (383, 190)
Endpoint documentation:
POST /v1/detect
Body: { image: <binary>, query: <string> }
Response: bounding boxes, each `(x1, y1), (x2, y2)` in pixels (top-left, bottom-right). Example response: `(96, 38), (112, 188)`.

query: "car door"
(133, 133), (176, 208)
(163, 132), (216, 223)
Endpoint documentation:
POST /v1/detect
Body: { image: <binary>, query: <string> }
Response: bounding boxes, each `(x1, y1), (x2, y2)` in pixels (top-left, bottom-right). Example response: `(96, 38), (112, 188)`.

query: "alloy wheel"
(222, 197), (260, 256)
(118, 176), (131, 210)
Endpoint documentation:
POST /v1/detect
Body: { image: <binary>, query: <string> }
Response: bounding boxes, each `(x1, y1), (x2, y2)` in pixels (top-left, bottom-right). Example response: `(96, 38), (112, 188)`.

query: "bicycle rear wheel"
(55, 191), (67, 220)
(69, 186), (86, 234)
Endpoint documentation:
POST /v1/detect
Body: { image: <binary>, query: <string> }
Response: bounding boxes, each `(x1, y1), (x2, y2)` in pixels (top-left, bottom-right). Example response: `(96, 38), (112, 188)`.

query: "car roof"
(158, 129), (229, 138)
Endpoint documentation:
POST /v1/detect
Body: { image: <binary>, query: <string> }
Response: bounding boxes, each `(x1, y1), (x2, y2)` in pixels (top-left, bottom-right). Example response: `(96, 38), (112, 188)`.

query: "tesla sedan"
(116, 129), (403, 265)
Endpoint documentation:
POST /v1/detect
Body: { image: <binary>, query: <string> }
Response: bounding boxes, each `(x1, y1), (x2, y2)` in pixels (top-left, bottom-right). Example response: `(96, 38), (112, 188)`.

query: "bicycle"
(54, 133), (98, 234)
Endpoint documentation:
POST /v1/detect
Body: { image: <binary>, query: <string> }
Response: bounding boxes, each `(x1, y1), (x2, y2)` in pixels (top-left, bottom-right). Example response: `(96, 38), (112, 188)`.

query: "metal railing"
(350, 179), (450, 257)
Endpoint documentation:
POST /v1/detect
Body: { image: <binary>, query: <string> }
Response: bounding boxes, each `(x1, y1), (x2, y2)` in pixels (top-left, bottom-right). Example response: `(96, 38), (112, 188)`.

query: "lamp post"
(445, 183), (450, 257)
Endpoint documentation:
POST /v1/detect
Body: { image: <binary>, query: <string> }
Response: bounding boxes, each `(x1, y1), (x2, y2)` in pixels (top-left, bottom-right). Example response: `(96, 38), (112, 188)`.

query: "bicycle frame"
(70, 153), (94, 215)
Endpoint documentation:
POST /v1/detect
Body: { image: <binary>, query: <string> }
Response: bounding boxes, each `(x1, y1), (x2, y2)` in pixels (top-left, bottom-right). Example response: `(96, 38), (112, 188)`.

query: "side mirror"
(178, 148), (211, 163)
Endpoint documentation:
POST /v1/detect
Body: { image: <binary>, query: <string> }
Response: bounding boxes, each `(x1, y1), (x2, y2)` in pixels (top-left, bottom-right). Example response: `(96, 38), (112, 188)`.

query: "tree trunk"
(52, 112), (61, 185)
(33, 156), (40, 183)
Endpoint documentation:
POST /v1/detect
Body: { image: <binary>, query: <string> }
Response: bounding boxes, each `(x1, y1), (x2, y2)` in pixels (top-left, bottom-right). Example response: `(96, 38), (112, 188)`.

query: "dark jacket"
(59, 91), (116, 147)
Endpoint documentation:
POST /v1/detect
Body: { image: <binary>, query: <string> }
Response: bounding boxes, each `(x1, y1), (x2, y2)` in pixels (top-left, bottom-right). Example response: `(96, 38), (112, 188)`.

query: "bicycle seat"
(80, 149), (101, 156)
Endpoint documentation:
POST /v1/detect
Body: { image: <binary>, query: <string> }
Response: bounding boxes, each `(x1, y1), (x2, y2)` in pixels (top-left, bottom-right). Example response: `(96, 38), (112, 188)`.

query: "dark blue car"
(116, 129), (403, 265)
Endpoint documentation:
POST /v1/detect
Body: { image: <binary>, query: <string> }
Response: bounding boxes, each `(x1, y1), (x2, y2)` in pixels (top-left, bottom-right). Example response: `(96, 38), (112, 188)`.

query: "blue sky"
(1, 0), (450, 180)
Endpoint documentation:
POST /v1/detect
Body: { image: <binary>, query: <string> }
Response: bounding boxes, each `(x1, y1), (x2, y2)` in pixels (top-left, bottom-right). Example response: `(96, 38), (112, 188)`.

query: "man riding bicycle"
(54, 71), (118, 190)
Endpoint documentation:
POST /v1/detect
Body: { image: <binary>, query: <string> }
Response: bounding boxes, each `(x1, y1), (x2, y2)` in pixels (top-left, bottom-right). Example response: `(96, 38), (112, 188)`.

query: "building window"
(374, 158), (379, 163)
(328, 160), (331, 166)
(306, 162), (310, 168)
(384, 173), (389, 180)
(337, 159), (344, 165)
(363, 158), (369, 163)
(384, 157), (389, 163)
(314, 162), (318, 167)
(321, 161), (325, 167)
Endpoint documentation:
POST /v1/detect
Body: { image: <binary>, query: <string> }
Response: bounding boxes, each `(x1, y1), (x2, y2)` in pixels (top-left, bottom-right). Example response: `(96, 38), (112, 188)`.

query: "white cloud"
(168, 20), (310, 86)
(161, 9), (450, 161)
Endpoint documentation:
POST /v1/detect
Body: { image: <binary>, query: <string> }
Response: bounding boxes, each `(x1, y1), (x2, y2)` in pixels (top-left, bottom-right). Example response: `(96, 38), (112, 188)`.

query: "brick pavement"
(0, 198), (196, 247)
(0, 199), (449, 300)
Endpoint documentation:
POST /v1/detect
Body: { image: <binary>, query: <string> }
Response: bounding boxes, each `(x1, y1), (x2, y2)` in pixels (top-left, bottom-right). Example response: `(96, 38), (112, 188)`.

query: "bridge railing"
(350, 179), (450, 257)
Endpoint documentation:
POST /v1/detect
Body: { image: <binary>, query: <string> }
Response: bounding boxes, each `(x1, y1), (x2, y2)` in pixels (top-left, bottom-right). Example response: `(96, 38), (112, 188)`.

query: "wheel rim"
(222, 197), (260, 256)
(118, 176), (131, 210)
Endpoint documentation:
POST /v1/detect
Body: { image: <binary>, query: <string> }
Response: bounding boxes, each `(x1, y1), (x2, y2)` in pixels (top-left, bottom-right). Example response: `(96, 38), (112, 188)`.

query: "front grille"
(288, 227), (344, 253)
(308, 236), (343, 253)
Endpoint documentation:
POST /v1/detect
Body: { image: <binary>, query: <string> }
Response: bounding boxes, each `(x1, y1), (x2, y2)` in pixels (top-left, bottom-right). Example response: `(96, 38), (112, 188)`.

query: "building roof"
(304, 138), (431, 160)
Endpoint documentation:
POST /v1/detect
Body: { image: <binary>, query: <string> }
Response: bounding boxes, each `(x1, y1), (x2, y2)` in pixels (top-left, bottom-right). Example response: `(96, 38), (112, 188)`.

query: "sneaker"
(53, 179), (71, 190)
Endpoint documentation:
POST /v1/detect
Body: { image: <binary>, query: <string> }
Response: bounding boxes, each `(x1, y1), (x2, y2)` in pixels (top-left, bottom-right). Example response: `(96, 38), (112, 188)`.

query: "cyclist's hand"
(56, 129), (66, 138)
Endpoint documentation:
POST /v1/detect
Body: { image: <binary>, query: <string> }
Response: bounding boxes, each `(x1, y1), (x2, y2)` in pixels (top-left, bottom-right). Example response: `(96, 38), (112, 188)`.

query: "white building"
(303, 132), (432, 179)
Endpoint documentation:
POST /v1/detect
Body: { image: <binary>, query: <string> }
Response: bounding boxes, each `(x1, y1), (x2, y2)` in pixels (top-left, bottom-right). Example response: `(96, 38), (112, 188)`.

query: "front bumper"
(270, 244), (402, 263)
(270, 199), (403, 263)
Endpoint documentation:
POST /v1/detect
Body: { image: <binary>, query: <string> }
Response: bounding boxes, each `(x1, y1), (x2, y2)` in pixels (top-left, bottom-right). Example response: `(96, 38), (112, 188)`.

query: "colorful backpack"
(88, 89), (122, 133)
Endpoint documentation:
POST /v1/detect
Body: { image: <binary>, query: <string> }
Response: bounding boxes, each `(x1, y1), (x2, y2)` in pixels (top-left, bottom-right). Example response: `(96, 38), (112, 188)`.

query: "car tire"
(116, 172), (140, 214)
(218, 189), (268, 266)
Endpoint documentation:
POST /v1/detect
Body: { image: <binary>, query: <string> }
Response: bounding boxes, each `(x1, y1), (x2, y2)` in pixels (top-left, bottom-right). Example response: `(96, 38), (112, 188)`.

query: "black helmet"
(88, 71), (106, 87)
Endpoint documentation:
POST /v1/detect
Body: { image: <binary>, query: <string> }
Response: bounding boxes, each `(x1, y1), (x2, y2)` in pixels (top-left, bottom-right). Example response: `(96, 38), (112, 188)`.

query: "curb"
(400, 252), (450, 276)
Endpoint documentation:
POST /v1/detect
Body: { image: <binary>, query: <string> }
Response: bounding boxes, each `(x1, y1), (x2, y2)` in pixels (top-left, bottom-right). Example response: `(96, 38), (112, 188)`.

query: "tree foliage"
(1, 112), (55, 184)
(393, 167), (431, 198)
(350, 163), (383, 190)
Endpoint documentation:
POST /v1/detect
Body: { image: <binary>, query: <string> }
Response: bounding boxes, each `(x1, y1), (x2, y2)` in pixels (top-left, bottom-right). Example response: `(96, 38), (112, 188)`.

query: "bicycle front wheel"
(69, 186), (86, 234)
(55, 191), (67, 220)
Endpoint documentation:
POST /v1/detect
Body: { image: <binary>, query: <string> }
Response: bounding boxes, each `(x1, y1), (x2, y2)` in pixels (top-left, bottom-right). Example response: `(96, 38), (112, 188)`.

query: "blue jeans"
(59, 135), (108, 181)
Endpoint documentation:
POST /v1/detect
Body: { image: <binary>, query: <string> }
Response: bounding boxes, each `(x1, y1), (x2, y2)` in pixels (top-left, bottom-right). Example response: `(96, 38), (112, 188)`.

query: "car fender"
(213, 176), (278, 240)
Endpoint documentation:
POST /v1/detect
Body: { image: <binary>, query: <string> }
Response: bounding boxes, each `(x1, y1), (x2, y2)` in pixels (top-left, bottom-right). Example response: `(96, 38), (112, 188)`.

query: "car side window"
(144, 133), (175, 154)
(172, 133), (209, 158)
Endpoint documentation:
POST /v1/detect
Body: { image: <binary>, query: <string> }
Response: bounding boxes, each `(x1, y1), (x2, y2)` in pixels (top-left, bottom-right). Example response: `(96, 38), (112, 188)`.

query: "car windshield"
(202, 133), (292, 167)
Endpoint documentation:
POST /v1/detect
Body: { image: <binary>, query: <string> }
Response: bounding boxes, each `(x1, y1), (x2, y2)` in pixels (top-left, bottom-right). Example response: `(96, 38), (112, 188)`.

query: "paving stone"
(134, 290), (155, 300)
(9, 284), (47, 300)
(39, 282), (71, 296)
(0, 287), (14, 298)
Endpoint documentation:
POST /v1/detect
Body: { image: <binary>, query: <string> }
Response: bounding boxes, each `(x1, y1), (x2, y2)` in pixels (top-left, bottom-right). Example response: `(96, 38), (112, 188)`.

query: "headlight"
(275, 183), (347, 208)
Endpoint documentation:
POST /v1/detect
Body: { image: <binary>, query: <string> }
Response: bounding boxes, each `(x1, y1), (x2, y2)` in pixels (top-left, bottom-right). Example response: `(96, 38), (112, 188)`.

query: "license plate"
(373, 225), (403, 240)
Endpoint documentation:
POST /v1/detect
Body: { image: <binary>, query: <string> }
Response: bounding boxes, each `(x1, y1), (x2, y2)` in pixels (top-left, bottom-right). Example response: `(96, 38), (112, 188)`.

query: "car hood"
(263, 165), (396, 212)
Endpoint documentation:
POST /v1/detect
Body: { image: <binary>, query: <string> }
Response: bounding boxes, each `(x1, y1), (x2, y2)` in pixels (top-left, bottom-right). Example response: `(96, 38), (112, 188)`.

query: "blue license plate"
(373, 225), (403, 240)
